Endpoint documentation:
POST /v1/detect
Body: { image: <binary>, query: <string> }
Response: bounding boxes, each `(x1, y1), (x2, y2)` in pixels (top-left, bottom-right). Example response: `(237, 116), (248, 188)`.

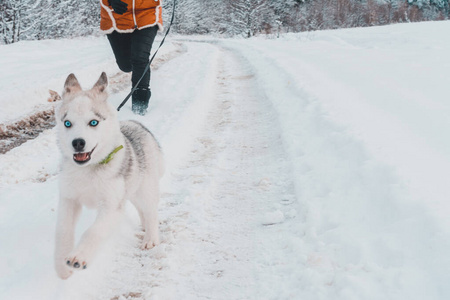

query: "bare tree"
(0, 0), (99, 44)
(227, 0), (271, 37)
(1, 0), (47, 44)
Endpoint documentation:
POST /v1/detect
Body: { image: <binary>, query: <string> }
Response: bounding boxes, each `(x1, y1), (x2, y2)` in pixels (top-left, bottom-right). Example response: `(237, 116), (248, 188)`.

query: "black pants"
(107, 26), (158, 89)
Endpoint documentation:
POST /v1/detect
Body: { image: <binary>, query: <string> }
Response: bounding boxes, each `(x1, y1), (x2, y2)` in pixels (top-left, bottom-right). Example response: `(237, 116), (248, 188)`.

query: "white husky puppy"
(54, 72), (164, 279)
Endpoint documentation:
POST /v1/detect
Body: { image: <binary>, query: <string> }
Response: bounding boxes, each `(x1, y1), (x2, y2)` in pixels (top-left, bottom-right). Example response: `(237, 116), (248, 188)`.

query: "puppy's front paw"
(66, 254), (88, 270)
(55, 261), (73, 280)
(141, 234), (160, 250)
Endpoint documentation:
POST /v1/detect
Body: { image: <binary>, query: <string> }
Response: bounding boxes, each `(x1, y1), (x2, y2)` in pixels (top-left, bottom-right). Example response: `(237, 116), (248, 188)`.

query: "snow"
(230, 22), (450, 228)
(1, 21), (450, 299)
(260, 210), (285, 226)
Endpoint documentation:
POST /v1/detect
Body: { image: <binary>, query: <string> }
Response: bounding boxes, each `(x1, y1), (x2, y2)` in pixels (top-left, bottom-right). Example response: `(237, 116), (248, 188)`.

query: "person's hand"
(109, 0), (128, 15)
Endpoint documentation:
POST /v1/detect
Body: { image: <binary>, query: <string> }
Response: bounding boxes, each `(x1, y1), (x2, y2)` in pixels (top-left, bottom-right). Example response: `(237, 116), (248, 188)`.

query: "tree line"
(1, 0), (448, 44)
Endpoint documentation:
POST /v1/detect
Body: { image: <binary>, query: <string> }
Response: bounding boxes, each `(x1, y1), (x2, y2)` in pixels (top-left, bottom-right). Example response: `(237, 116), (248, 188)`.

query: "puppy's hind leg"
(138, 210), (146, 231)
(132, 181), (160, 250)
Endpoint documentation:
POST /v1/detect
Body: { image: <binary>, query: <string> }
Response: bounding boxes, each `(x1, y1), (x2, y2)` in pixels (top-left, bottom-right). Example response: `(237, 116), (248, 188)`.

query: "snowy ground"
(1, 21), (450, 299)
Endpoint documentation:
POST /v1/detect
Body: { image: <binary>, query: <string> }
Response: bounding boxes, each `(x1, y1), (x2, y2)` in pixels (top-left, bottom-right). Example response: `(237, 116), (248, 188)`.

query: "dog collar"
(99, 145), (124, 165)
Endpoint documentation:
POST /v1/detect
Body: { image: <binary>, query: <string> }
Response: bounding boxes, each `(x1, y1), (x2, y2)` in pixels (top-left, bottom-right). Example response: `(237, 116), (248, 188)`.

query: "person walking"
(100, 0), (163, 115)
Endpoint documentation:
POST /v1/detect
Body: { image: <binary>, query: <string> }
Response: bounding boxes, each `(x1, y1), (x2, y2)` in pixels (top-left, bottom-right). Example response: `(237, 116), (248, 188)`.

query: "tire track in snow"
(155, 47), (297, 299)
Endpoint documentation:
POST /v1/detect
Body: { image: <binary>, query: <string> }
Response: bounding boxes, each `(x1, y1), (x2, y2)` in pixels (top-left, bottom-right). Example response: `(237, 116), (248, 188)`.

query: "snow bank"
(223, 20), (450, 299)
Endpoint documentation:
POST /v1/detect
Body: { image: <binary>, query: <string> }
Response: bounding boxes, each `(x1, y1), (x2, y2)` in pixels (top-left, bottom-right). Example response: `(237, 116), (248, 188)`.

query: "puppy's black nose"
(72, 138), (86, 152)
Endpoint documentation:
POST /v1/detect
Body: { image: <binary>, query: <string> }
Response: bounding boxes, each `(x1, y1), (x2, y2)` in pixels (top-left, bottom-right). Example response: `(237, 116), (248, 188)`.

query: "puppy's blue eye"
(64, 121), (72, 128)
(89, 120), (99, 127)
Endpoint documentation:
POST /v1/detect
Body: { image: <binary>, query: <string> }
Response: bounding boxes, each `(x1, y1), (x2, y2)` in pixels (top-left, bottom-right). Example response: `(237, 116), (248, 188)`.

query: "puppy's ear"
(92, 72), (108, 93)
(63, 73), (82, 94)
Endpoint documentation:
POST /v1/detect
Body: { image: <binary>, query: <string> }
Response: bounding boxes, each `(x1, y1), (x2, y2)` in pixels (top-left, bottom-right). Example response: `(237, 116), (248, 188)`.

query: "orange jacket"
(100, 0), (163, 33)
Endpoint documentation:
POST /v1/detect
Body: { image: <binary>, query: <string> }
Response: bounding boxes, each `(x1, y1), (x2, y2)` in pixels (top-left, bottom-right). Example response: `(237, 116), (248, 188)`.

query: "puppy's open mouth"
(73, 146), (96, 164)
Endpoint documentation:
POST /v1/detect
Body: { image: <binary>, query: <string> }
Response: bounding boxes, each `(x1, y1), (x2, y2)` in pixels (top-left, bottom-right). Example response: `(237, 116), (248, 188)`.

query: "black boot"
(132, 87), (151, 115)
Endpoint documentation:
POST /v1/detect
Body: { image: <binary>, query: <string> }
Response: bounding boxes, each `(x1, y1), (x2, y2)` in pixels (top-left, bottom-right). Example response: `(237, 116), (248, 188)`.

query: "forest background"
(1, 0), (449, 44)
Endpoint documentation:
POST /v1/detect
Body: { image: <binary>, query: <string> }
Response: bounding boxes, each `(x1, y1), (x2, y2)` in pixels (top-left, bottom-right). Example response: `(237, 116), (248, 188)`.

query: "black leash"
(117, 0), (177, 111)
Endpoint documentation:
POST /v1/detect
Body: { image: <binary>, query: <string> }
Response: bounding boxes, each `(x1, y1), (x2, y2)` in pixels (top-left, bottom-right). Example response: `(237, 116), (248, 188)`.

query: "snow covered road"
(1, 21), (450, 300)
